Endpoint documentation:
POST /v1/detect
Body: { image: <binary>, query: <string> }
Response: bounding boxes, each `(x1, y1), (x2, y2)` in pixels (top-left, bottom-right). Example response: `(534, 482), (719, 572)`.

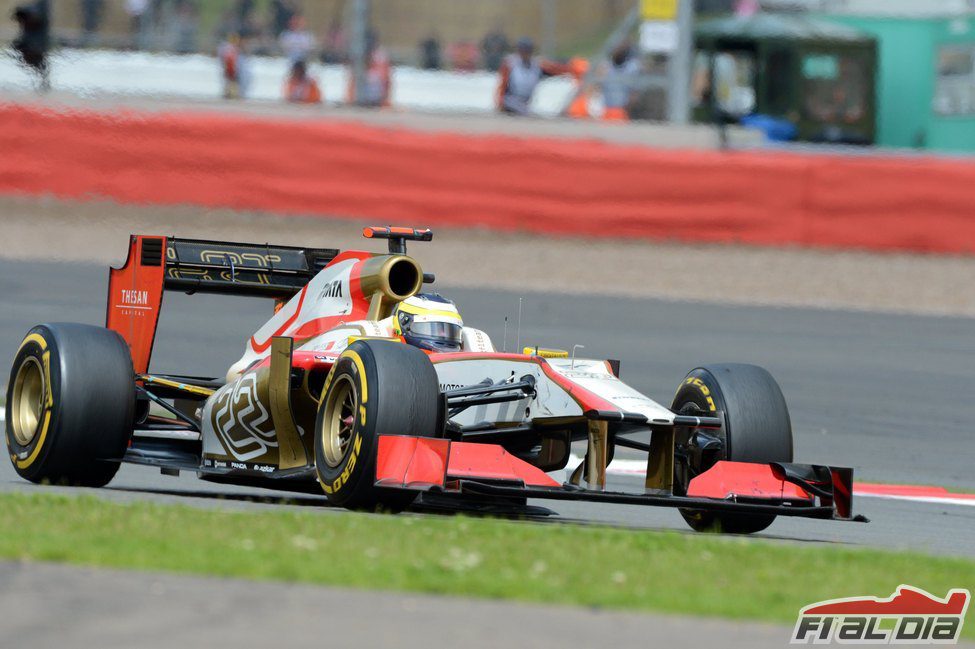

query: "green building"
(694, 14), (878, 145)
(820, 4), (975, 152)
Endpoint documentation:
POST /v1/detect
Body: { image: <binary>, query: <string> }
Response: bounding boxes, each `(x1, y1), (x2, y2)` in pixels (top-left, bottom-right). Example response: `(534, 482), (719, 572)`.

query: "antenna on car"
(502, 316), (508, 352)
(516, 297), (523, 353)
(571, 344), (585, 369)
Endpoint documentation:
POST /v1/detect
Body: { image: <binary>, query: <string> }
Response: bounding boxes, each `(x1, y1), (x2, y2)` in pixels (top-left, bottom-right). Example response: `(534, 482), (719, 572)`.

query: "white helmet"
(392, 293), (464, 352)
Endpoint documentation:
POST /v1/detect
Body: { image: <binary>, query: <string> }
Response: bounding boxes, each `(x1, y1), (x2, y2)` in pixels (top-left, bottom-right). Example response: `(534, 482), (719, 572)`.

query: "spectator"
(279, 14), (316, 64)
(270, 0), (295, 38)
(172, 0), (199, 54)
(481, 23), (508, 72)
(496, 37), (570, 116)
(419, 34), (441, 70)
(125, 0), (150, 49)
(12, 0), (50, 90)
(284, 59), (322, 104)
(321, 18), (347, 63)
(79, 0), (104, 48)
(348, 30), (390, 107)
(218, 32), (252, 99)
(599, 42), (642, 121)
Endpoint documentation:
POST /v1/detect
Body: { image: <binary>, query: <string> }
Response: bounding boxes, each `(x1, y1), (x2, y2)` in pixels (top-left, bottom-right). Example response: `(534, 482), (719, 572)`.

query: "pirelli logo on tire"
(683, 377), (716, 412)
(321, 433), (362, 494)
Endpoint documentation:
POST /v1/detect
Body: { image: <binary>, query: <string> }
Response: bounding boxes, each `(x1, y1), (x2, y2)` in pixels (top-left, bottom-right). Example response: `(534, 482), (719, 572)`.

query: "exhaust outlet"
(358, 255), (423, 319)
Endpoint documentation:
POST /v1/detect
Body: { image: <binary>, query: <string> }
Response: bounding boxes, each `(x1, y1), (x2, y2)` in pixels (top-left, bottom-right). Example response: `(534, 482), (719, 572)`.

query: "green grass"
(2, 492), (973, 636)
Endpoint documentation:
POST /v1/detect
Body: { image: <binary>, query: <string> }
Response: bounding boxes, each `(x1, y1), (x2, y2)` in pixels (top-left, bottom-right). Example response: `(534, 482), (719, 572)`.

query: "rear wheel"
(315, 340), (440, 511)
(5, 323), (135, 487)
(671, 363), (793, 534)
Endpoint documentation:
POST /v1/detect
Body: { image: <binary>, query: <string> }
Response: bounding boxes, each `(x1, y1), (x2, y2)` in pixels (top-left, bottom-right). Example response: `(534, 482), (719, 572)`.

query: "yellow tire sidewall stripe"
(316, 349), (369, 494)
(12, 333), (54, 470)
(680, 376), (717, 412)
(343, 350), (369, 405)
(317, 348), (370, 496)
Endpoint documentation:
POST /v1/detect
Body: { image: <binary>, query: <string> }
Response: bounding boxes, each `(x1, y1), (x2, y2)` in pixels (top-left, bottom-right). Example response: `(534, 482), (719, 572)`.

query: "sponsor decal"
(120, 289), (149, 306)
(116, 288), (152, 314)
(210, 374), (278, 461)
(202, 457), (275, 473)
(559, 370), (611, 380)
(468, 329), (491, 352)
(196, 250), (282, 268)
(318, 279), (343, 299)
(791, 585), (970, 644)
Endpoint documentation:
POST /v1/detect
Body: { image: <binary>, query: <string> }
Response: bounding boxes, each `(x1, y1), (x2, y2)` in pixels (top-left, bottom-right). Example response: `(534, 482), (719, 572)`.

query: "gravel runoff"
(1, 194), (974, 317)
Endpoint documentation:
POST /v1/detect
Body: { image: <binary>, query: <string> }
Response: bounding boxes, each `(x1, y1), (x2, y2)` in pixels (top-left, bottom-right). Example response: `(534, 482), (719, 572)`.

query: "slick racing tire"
(315, 340), (440, 511)
(671, 363), (793, 534)
(5, 323), (136, 487)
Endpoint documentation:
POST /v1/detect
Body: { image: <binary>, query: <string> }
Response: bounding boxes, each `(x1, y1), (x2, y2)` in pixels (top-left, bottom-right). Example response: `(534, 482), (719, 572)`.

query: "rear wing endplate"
(106, 235), (339, 373)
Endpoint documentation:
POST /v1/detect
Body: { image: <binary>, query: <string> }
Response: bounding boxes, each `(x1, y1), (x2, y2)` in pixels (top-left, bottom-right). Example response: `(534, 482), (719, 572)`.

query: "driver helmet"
(392, 293), (464, 353)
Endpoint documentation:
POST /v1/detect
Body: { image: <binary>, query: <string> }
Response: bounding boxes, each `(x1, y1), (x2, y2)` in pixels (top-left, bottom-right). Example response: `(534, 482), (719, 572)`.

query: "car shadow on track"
(105, 486), (331, 509)
(104, 484), (857, 550)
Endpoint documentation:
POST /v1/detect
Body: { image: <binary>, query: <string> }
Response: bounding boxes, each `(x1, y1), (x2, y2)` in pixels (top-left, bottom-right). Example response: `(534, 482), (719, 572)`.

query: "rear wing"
(164, 237), (339, 298)
(107, 235), (339, 373)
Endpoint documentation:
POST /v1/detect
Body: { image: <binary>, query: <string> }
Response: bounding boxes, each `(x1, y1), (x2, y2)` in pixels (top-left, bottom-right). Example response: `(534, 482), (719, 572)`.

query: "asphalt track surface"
(1, 259), (974, 558)
(2, 561), (804, 649)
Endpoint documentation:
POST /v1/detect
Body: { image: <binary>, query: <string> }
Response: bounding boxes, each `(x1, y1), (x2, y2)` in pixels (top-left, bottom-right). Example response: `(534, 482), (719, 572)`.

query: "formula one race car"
(5, 227), (865, 533)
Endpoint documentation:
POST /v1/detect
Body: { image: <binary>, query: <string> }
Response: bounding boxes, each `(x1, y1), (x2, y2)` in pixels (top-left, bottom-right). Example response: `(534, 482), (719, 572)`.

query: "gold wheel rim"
(11, 356), (45, 447)
(322, 375), (357, 468)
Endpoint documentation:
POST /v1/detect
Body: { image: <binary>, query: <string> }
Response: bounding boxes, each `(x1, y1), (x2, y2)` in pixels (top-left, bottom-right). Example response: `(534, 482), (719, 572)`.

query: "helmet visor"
(408, 321), (463, 344)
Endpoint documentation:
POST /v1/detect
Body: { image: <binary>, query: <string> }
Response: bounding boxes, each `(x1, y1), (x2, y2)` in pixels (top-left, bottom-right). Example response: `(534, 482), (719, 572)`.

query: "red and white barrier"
(2, 104), (974, 253)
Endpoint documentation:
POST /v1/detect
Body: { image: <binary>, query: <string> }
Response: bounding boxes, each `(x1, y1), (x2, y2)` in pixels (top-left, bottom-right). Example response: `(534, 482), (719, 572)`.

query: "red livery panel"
(106, 235), (166, 374)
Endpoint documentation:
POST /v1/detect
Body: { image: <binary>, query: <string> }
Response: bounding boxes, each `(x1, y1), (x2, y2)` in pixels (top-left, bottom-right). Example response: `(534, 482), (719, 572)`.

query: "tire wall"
(2, 104), (973, 254)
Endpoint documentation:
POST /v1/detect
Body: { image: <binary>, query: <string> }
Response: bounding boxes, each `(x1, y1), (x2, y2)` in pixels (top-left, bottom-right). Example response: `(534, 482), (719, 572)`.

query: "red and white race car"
(5, 227), (864, 533)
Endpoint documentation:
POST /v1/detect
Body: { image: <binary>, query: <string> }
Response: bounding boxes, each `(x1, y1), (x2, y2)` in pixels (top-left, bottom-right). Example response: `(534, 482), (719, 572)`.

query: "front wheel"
(671, 363), (793, 534)
(314, 340), (440, 511)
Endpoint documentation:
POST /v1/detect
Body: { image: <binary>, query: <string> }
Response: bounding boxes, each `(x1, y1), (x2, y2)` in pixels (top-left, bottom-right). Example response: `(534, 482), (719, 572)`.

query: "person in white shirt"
(496, 37), (570, 116)
(279, 14), (316, 64)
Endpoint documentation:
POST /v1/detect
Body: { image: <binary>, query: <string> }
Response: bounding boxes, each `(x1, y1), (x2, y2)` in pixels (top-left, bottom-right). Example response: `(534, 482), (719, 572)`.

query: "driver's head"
(393, 293), (463, 353)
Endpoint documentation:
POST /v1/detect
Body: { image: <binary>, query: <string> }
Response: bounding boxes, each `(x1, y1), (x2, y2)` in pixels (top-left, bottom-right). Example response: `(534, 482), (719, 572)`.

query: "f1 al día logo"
(792, 585), (970, 644)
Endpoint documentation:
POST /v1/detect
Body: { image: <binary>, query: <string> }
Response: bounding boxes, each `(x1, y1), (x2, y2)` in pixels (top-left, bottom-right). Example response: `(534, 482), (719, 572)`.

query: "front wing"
(374, 435), (864, 522)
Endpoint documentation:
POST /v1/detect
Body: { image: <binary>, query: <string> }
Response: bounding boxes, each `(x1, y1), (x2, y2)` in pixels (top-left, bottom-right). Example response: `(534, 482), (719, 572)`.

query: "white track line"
(855, 493), (975, 507)
(568, 453), (646, 476)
